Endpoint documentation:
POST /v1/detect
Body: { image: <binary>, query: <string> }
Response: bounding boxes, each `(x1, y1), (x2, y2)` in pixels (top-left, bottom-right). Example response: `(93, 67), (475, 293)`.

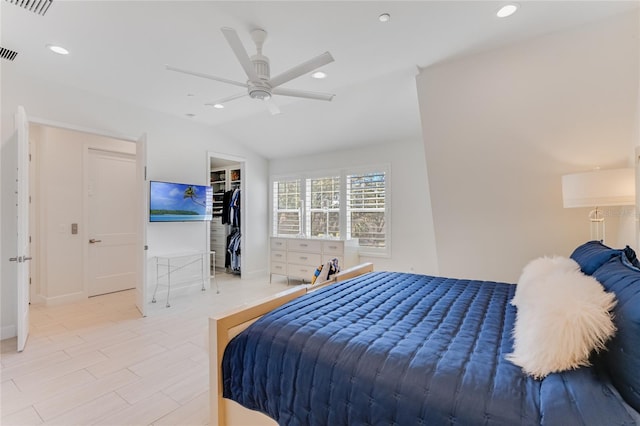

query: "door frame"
(28, 116), (147, 311)
(207, 151), (246, 275)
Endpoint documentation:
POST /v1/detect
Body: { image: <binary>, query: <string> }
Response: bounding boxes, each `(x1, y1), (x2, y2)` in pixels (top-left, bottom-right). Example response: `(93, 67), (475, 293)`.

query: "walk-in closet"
(209, 154), (244, 276)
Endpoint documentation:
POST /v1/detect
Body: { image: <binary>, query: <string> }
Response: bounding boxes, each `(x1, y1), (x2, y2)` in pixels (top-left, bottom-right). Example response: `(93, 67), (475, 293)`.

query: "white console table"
(153, 252), (208, 308)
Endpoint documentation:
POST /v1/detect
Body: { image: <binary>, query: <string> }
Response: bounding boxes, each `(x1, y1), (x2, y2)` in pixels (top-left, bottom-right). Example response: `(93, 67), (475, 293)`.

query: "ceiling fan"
(166, 27), (335, 115)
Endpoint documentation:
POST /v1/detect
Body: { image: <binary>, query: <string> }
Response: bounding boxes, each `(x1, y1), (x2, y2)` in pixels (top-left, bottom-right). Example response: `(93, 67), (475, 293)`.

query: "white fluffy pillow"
(506, 256), (617, 379)
(510, 256), (580, 307)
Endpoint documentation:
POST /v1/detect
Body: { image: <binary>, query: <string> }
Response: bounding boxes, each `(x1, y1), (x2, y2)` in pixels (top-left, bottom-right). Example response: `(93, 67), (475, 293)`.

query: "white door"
(135, 134), (147, 316)
(87, 149), (137, 297)
(12, 106), (31, 352)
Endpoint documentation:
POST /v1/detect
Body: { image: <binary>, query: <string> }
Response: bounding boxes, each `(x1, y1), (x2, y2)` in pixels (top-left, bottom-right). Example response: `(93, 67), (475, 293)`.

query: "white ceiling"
(2, 1), (637, 159)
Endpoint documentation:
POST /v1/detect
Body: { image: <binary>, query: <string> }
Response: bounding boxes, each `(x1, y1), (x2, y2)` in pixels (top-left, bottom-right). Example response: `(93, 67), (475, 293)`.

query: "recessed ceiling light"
(187, 93), (195, 97)
(311, 71), (327, 79)
(46, 44), (69, 55)
(496, 4), (518, 18)
(378, 13), (391, 23)
(213, 104), (225, 109)
(185, 113), (196, 118)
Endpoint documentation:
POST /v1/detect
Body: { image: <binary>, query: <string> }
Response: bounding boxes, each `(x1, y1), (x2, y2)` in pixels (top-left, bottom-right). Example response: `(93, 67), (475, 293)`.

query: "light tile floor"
(1, 273), (292, 426)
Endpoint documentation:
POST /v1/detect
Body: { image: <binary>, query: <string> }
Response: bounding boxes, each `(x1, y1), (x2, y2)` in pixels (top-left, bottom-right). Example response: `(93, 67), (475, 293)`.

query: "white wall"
(269, 138), (438, 275)
(417, 11), (639, 283)
(1, 69), (269, 338)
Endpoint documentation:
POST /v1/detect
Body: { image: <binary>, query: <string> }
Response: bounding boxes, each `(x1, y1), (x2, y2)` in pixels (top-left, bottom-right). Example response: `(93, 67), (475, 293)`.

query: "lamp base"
(589, 208), (605, 242)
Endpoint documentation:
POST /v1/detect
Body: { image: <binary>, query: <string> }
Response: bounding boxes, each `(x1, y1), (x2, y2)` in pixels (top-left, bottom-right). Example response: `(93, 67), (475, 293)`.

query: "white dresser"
(270, 237), (359, 283)
(210, 216), (227, 271)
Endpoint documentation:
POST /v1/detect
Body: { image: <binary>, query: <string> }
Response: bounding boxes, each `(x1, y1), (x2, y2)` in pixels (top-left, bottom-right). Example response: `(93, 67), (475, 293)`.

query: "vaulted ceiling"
(2, 1), (637, 158)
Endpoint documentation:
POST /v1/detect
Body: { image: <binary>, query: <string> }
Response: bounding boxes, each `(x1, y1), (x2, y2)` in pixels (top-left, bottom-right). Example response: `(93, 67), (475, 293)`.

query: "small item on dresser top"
(311, 258), (340, 284)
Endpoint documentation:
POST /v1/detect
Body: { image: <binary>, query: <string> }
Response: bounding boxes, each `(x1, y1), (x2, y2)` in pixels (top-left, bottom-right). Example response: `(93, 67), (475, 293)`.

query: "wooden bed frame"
(209, 262), (374, 426)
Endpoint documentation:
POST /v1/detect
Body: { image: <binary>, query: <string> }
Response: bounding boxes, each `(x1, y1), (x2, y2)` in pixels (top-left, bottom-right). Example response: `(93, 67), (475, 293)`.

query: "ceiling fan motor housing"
(249, 53), (271, 99)
(251, 54), (270, 80)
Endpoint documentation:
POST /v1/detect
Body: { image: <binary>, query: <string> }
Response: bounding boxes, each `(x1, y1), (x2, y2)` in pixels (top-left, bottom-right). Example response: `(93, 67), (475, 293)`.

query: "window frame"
(270, 164), (391, 257)
(272, 177), (303, 236)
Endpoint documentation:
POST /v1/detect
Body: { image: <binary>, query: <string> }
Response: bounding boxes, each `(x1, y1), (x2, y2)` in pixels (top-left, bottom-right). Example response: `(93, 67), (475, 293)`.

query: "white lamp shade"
(562, 168), (635, 208)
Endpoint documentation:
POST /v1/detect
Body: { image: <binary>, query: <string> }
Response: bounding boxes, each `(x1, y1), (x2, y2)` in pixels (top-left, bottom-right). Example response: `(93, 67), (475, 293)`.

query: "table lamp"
(561, 168), (635, 242)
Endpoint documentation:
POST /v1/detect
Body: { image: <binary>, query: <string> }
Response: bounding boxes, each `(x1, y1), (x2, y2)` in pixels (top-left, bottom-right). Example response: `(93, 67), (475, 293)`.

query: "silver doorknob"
(89, 239), (102, 244)
(9, 257), (18, 262)
(23, 256), (32, 261)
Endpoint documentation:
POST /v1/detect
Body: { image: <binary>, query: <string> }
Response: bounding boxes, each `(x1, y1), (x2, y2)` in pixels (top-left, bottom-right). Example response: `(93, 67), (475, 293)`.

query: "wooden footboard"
(209, 263), (374, 426)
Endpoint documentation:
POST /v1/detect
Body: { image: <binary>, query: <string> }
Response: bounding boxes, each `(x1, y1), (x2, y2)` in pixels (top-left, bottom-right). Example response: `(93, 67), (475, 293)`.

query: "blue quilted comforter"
(222, 272), (638, 425)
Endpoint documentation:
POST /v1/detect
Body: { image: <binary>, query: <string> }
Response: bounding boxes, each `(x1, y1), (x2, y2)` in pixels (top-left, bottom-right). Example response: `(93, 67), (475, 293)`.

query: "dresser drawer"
(271, 238), (287, 250)
(210, 225), (227, 237)
(288, 251), (321, 267)
(270, 250), (287, 263)
(287, 264), (316, 280)
(288, 239), (322, 253)
(322, 241), (344, 256)
(270, 262), (287, 275)
(210, 235), (226, 246)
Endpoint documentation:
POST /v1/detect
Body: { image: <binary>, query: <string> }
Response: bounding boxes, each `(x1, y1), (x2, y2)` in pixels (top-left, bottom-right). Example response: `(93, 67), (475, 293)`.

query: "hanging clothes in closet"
(224, 188), (241, 274)
(226, 229), (241, 274)
(222, 190), (232, 225)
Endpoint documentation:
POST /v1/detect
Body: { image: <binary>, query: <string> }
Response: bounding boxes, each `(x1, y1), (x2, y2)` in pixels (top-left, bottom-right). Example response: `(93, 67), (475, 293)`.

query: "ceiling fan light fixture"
(213, 103), (225, 109)
(311, 71), (327, 79)
(496, 4), (519, 18)
(378, 13), (391, 23)
(249, 88), (271, 100)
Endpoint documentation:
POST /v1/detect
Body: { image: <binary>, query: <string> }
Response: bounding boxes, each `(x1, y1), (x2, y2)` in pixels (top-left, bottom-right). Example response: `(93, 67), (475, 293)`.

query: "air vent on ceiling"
(5, 0), (53, 16)
(0, 47), (18, 61)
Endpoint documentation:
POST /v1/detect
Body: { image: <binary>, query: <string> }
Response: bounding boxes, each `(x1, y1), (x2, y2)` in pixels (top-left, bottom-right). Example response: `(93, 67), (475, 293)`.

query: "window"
(272, 166), (389, 255)
(307, 176), (340, 238)
(273, 179), (301, 235)
(347, 172), (386, 248)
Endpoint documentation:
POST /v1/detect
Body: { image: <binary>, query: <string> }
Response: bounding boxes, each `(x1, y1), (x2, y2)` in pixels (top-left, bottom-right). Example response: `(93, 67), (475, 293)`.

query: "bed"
(209, 242), (640, 425)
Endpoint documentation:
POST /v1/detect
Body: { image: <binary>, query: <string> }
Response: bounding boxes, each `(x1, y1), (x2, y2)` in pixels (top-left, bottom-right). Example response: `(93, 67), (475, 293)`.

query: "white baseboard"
(45, 292), (85, 306)
(1, 324), (17, 340)
(31, 294), (47, 305)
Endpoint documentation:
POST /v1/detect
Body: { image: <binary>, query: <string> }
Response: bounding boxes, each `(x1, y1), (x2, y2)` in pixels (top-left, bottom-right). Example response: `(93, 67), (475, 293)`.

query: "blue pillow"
(570, 241), (622, 275)
(623, 245), (640, 269)
(592, 255), (640, 413)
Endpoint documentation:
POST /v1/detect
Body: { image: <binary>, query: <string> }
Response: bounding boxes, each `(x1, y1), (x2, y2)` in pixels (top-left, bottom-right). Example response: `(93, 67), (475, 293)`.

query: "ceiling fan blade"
(268, 51), (334, 89)
(165, 65), (248, 88)
(272, 87), (335, 102)
(221, 27), (261, 83)
(204, 92), (247, 106)
(265, 99), (281, 115)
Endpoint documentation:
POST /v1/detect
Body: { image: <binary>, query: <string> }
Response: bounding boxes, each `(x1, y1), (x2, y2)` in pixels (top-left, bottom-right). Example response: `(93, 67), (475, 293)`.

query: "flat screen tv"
(149, 180), (213, 222)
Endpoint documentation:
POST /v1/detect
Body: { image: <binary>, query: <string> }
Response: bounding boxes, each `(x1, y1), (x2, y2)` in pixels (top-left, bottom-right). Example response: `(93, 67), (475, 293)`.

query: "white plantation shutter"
(273, 179), (301, 235)
(306, 176), (340, 238)
(346, 171), (386, 248)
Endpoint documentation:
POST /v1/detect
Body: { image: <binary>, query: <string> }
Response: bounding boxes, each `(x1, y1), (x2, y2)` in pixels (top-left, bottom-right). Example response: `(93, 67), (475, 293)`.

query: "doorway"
(30, 124), (140, 304)
(208, 152), (245, 277)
